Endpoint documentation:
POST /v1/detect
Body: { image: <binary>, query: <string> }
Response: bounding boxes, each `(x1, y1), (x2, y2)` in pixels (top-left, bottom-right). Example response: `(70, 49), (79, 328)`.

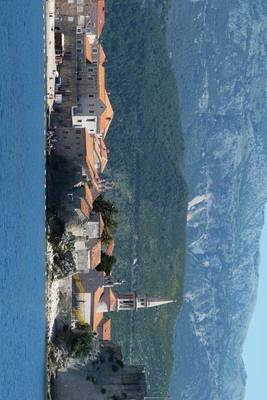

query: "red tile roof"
(98, 62), (106, 106)
(102, 318), (111, 341)
(98, 44), (106, 64)
(85, 132), (96, 173)
(80, 198), (91, 219)
(99, 214), (104, 237)
(98, 91), (114, 136)
(84, 35), (93, 63)
(91, 241), (102, 269)
(105, 240), (115, 256)
(85, 183), (94, 210)
(109, 289), (117, 311)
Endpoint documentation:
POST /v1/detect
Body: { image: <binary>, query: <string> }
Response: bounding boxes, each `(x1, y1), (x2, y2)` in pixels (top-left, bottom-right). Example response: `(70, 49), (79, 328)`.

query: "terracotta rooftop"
(85, 132), (96, 173)
(105, 240), (115, 256)
(109, 288), (117, 311)
(98, 44), (106, 65)
(97, 0), (105, 37)
(98, 62), (106, 106)
(102, 318), (111, 341)
(84, 35), (93, 63)
(80, 198), (91, 219)
(90, 240), (102, 269)
(85, 182), (94, 209)
(99, 91), (114, 136)
(96, 44), (114, 137)
(99, 213), (104, 237)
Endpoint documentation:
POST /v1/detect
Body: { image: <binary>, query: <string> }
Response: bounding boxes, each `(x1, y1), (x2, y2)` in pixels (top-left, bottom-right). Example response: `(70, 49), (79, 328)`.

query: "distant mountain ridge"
(167, 0), (267, 399)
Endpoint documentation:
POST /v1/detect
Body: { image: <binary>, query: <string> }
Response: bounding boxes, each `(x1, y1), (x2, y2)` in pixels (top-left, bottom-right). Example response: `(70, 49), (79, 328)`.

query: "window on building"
(88, 68), (93, 72)
(77, 119), (82, 122)
(89, 111), (94, 114)
(77, 39), (82, 44)
(89, 94), (94, 98)
(92, 48), (98, 54)
(88, 77), (93, 80)
(76, 130), (82, 134)
(64, 146), (71, 150)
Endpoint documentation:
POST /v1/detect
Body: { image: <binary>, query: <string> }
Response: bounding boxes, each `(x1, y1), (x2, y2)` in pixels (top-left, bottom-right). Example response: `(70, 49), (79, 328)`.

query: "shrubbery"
(67, 323), (94, 357)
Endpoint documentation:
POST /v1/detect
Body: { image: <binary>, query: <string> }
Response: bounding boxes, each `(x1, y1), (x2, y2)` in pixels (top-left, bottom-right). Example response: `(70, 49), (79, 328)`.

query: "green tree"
(93, 195), (118, 244)
(68, 324), (94, 358)
(96, 252), (117, 275)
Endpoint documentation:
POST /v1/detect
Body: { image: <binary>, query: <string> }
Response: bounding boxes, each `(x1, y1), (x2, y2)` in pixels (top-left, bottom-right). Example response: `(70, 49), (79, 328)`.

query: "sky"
(243, 205), (267, 400)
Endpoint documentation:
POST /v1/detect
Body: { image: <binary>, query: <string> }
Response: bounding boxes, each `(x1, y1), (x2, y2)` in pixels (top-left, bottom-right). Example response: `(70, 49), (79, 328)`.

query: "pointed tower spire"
(136, 294), (176, 309)
(146, 297), (176, 308)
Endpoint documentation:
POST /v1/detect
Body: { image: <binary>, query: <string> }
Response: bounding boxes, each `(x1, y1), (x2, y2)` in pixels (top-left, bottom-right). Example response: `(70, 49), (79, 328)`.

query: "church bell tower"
(96, 289), (176, 313)
(116, 292), (176, 311)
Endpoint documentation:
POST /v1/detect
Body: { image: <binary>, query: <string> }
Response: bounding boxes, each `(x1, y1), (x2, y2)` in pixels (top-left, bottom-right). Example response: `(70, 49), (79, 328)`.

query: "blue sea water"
(0, 1), (45, 399)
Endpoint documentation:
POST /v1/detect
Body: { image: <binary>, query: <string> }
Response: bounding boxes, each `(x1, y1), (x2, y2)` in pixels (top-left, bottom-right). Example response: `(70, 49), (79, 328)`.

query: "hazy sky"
(243, 205), (267, 400)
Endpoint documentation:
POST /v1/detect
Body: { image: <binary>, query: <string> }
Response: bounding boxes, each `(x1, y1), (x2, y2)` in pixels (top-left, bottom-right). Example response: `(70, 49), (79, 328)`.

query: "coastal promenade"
(46, 0), (56, 112)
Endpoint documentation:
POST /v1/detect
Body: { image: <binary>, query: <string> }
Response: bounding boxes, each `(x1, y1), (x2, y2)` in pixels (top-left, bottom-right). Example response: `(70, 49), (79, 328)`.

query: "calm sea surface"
(0, 1), (45, 399)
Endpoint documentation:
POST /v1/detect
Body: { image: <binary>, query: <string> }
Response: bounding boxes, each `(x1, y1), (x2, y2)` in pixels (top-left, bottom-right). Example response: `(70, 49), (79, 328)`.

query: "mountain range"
(167, 0), (267, 398)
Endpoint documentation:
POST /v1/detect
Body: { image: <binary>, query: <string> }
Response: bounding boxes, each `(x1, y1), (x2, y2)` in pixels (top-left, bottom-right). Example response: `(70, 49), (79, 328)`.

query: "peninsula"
(45, 1), (179, 399)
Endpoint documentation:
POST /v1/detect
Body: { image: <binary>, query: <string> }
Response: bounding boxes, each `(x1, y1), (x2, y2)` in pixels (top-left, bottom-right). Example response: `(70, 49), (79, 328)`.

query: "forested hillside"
(102, 0), (187, 395)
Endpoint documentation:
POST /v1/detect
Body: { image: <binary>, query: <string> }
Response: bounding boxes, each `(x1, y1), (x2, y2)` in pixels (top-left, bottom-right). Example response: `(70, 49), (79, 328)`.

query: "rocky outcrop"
(53, 343), (147, 400)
